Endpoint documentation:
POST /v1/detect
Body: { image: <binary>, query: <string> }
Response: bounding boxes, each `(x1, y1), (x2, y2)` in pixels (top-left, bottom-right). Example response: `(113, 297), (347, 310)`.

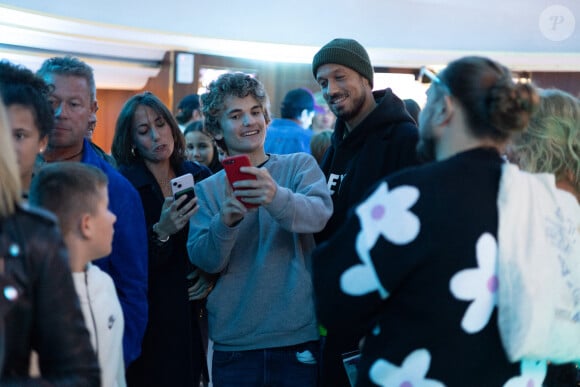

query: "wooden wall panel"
(187, 54), (320, 118)
(532, 72), (580, 97)
(141, 51), (173, 108)
(93, 52), (173, 153)
(93, 89), (135, 153)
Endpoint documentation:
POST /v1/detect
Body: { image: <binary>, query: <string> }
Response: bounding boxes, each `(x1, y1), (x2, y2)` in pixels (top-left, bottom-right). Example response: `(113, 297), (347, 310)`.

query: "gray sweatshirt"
(187, 153), (333, 351)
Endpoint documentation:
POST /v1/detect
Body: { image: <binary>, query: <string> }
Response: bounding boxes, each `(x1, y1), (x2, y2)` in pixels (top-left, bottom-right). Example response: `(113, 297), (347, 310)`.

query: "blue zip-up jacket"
(82, 138), (148, 367)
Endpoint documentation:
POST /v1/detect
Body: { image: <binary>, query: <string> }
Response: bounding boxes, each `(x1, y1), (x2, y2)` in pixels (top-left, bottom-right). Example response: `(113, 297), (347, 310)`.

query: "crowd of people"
(0, 36), (577, 387)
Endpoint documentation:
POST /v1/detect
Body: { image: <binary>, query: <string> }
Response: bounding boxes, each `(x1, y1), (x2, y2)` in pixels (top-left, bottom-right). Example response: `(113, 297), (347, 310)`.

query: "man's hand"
(187, 269), (214, 300)
(231, 166), (277, 207)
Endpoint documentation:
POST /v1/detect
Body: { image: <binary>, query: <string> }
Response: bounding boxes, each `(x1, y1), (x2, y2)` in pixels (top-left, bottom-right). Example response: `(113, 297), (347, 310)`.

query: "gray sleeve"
(187, 177), (239, 274)
(265, 154), (333, 233)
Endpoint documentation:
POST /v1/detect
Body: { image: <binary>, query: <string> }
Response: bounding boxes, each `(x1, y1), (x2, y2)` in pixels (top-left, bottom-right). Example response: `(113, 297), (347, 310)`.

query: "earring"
(131, 147), (136, 157)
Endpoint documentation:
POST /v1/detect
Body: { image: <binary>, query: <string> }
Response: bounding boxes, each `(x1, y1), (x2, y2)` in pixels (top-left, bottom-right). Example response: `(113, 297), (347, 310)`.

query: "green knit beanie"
(312, 38), (374, 87)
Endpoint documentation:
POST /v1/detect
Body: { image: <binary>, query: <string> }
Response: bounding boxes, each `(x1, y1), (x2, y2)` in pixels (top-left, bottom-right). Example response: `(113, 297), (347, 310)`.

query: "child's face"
(90, 185), (117, 260)
(185, 131), (215, 167)
(217, 95), (266, 156)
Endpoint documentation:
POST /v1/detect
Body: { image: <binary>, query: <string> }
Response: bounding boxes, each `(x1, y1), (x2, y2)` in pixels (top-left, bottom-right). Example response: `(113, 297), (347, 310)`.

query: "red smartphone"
(222, 154), (258, 208)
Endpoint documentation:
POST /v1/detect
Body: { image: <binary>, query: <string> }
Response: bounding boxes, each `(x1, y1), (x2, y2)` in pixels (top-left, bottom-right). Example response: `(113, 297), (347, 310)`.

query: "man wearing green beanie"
(312, 38), (420, 387)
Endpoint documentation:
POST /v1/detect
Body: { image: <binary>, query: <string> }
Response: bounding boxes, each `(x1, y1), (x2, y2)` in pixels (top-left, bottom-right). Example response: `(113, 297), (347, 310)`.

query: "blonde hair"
(0, 97), (22, 217)
(511, 88), (580, 192)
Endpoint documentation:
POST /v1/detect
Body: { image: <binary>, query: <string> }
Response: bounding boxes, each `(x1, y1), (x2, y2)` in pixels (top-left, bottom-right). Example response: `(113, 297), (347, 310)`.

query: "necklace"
(43, 148), (84, 162)
(257, 155), (270, 168)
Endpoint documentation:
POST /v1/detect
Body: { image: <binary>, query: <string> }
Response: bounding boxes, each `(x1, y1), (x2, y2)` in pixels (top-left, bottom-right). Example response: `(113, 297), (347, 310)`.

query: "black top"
(119, 160), (211, 386)
(1, 205), (100, 385)
(316, 88), (420, 244)
(315, 88), (421, 386)
(313, 148), (523, 386)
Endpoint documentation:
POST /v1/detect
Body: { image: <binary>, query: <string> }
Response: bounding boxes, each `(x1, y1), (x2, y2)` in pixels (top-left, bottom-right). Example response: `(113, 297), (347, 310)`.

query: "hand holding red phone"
(223, 155), (277, 209)
(231, 165), (277, 206)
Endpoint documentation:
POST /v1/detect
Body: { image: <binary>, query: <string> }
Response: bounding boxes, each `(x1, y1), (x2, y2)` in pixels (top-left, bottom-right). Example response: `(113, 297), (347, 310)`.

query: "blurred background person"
(403, 98), (421, 125)
(310, 129), (333, 165)
(176, 93), (202, 132)
(0, 60), (51, 198)
(508, 88), (580, 386)
(184, 120), (223, 174)
(112, 91), (212, 387)
(0, 96), (100, 385)
(86, 110), (117, 167)
(310, 91), (336, 134)
(509, 88), (579, 203)
(264, 87), (321, 154)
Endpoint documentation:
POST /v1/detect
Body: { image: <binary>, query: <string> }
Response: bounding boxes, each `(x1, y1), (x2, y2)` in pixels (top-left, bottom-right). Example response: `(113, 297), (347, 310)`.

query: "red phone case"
(222, 155), (258, 208)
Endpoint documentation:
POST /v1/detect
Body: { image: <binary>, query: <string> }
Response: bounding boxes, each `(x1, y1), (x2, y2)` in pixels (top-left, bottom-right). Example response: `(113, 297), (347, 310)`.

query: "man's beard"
(328, 91), (365, 123)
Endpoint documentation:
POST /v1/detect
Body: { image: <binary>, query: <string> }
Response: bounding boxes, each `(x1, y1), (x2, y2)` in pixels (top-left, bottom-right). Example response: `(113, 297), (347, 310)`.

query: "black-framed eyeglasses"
(418, 66), (451, 95)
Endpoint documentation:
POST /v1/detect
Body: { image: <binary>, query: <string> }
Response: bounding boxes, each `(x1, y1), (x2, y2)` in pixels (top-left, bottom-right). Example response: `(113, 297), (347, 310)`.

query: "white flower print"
(449, 233), (499, 334)
(355, 182), (420, 250)
(369, 348), (445, 387)
(341, 182), (420, 299)
(503, 359), (547, 387)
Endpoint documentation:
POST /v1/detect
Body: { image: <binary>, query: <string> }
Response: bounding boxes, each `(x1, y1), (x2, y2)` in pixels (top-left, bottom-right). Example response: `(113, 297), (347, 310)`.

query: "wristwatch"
(152, 223), (170, 243)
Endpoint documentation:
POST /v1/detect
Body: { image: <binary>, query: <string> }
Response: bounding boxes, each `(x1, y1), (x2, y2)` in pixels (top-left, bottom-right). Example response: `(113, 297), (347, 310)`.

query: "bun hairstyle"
(439, 56), (540, 141)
